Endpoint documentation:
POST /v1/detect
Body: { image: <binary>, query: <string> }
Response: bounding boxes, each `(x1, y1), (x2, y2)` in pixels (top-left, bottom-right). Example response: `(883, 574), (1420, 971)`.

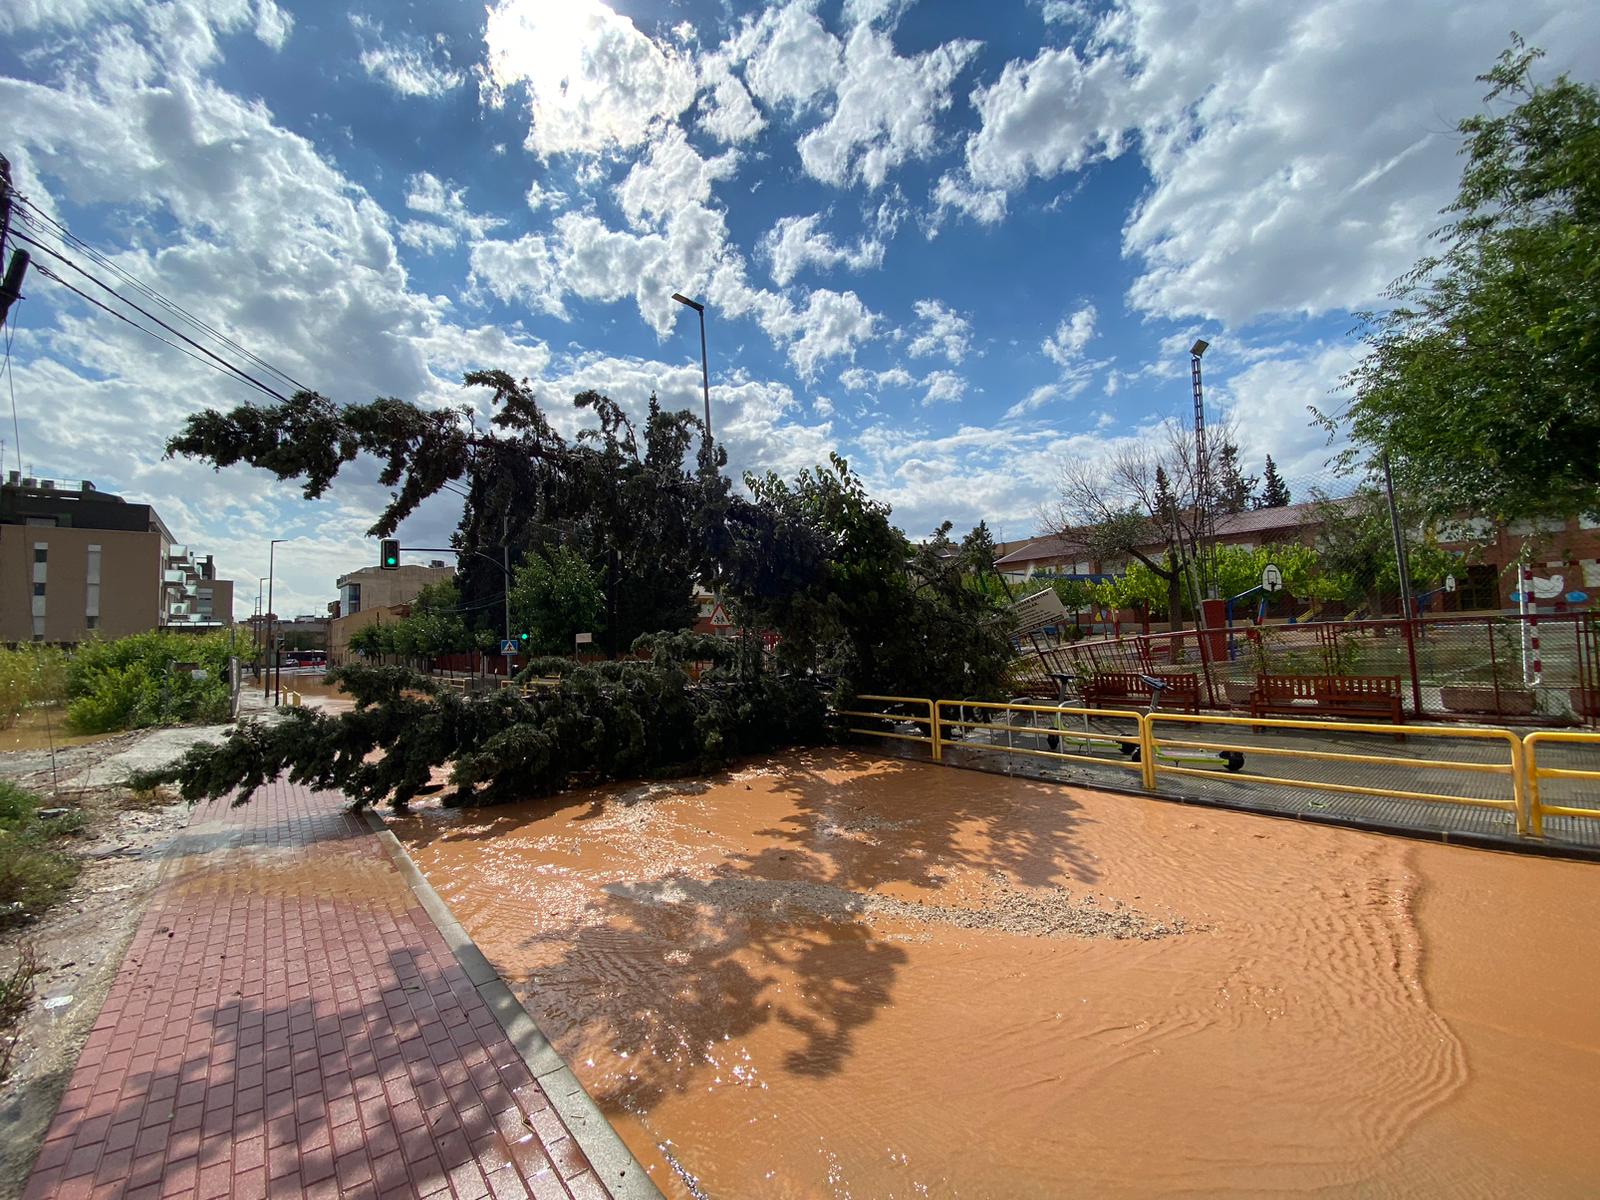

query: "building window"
(32, 582), (45, 597)
(33, 547), (46, 564)
(86, 615), (99, 630)
(86, 545), (100, 625)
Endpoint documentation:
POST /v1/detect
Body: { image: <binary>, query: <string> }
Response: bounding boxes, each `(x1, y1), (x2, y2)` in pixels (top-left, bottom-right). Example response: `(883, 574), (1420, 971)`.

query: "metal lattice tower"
(1190, 340), (1213, 599)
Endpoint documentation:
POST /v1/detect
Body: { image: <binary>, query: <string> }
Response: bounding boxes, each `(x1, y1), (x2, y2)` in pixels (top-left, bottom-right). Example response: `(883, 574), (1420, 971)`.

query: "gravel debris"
(606, 870), (1186, 941)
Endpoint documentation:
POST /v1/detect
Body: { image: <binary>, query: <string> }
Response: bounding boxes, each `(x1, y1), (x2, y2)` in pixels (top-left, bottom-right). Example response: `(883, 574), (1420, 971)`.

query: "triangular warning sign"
(709, 603), (732, 627)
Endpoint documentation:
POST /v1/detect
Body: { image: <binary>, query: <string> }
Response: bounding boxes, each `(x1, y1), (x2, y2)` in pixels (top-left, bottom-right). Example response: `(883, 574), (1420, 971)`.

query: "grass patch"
(0, 780), (84, 927)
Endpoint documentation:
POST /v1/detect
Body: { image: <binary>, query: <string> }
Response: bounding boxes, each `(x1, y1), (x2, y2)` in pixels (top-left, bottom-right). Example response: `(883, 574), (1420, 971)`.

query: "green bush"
(65, 630), (234, 734)
(0, 644), (70, 727)
(0, 780), (82, 925)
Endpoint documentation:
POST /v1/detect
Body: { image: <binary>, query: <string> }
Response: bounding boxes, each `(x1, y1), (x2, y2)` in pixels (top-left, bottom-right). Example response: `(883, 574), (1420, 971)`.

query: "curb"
(925, 744), (1600, 864)
(359, 810), (663, 1200)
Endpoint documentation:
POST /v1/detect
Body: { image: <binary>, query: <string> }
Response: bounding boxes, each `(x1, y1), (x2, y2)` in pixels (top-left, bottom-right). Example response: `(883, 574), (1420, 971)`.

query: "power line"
(16, 232), (290, 402)
(29, 260), (286, 402)
(10, 195), (313, 395)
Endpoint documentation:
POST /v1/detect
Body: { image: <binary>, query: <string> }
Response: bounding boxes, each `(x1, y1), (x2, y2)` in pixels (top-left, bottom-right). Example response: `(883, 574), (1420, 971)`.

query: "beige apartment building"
(0, 474), (233, 642)
(335, 562), (453, 615)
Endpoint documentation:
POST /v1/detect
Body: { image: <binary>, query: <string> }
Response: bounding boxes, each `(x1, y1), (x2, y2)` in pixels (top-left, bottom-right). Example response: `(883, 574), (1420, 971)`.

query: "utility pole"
(0, 156), (29, 328)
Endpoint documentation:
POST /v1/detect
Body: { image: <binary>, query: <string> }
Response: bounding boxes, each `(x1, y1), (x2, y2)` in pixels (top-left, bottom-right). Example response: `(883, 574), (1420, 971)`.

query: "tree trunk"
(1167, 569), (1185, 634)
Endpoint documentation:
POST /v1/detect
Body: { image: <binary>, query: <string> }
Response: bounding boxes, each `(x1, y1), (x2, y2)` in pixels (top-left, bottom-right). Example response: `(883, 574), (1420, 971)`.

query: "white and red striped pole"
(1521, 564), (1543, 688)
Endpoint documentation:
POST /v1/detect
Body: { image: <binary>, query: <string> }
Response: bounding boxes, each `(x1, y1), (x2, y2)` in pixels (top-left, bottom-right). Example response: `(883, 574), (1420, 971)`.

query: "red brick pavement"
(24, 780), (610, 1200)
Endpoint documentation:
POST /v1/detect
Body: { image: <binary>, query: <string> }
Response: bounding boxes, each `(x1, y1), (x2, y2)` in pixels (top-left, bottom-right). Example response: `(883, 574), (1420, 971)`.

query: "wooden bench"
(1082, 671), (1200, 713)
(1250, 674), (1405, 734)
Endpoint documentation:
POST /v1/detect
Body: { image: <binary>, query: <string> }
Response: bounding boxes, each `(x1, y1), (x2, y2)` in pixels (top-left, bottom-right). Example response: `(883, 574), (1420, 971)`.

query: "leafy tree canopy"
(1337, 38), (1600, 523)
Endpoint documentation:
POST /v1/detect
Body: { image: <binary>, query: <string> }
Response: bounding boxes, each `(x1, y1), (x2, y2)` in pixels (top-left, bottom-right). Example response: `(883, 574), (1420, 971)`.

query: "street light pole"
(671, 292), (711, 442)
(265, 540), (284, 701)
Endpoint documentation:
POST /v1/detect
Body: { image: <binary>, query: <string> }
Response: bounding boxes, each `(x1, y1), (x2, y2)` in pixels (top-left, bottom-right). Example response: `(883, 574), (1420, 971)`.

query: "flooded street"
(395, 749), (1600, 1198)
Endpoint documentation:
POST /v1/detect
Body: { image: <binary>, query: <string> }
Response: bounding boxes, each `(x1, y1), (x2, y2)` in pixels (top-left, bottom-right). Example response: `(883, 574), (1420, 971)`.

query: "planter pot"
(1223, 682), (1255, 706)
(1440, 685), (1535, 715)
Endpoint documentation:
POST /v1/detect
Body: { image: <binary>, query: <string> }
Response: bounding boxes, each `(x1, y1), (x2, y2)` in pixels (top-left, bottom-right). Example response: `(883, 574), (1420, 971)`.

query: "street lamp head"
(1190, 338), (1210, 358)
(671, 292), (704, 313)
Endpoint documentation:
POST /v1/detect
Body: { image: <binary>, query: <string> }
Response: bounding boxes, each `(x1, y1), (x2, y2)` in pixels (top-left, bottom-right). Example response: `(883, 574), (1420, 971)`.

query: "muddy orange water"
(394, 750), (1600, 1197)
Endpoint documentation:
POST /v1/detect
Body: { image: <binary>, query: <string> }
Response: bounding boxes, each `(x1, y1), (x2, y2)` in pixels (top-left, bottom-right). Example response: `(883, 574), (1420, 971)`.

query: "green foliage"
(509, 545), (606, 654)
(1257, 456), (1291, 508)
(65, 631), (233, 734)
(345, 582), (478, 659)
(736, 456), (1016, 702)
(1212, 439), (1257, 515)
(0, 644), (68, 727)
(139, 655), (833, 812)
(1339, 39), (1600, 523)
(0, 781), (82, 926)
(1311, 489), (1472, 609)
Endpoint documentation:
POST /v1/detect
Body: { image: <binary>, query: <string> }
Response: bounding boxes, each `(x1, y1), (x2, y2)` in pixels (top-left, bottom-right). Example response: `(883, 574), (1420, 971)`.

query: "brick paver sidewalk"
(24, 780), (610, 1200)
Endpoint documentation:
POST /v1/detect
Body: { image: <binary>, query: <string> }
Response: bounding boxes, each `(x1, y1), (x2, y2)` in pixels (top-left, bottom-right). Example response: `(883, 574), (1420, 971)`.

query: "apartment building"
(0, 473), (234, 642)
(335, 562), (453, 615)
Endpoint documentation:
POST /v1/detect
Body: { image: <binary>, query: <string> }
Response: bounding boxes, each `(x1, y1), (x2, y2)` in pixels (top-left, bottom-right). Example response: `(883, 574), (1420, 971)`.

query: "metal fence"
(842, 695), (1596, 846)
(1015, 613), (1600, 726)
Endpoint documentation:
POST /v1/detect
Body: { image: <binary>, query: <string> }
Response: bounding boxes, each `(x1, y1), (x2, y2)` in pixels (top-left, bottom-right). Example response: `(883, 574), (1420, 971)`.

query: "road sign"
(1011, 588), (1066, 634)
(708, 603), (732, 628)
(1444, 573), (1456, 593)
(499, 639), (518, 655)
(1260, 563), (1284, 593)
(575, 632), (594, 645)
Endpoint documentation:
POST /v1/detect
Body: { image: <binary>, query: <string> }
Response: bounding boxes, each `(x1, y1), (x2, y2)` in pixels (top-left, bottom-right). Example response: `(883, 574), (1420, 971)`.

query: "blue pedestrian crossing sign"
(499, 639), (519, 655)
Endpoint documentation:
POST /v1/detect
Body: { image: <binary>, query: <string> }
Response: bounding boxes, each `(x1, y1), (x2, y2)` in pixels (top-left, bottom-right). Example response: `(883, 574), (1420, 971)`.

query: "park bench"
(1082, 670), (1200, 713)
(1249, 674), (1405, 735)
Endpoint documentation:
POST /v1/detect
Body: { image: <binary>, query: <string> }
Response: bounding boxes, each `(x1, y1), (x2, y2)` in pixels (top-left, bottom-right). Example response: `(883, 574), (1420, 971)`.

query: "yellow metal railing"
(1147, 712), (1527, 834)
(933, 699), (1152, 786)
(839, 696), (1600, 842)
(838, 695), (940, 756)
(1524, 731), (1600, 836)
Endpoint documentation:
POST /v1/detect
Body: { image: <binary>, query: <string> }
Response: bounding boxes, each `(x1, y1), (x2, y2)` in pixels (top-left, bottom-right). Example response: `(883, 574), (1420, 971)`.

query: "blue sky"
(1, 0), (1597, 617)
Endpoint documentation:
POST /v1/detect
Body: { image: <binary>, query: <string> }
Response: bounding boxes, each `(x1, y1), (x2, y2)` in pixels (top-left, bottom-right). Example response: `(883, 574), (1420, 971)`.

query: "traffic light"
(379, 539), (400, 570)
(519, 632), (530, 643)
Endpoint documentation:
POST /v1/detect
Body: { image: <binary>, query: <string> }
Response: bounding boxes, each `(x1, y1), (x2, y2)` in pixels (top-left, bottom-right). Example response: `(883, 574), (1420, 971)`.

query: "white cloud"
(761, 213), (884, 287)
(963, 43), (1136, 191)
(928, 172), (1008, 230)
(797, 24), (980, 189)
(403, 172), (506, 242)
(698, 57), (766, 144)
(919, 369), (965, 406)
(952, 0), (1600, 324)
(525, 178), (566, 211)
(1002, 383), (1060, 421)
(839, 365), (913, 392)
(777, 289), (878, 379)
(398, 221), (457, 254)
(740, 0), (843, 111)
(469, 233), (568, 317)
(615, 126), (739, 230)
(482, 0), (697, 157)
(1214, 341), (1360, 484)
(1042, 303), (1096, 365)
(906, 298), (972, 364)
(351, 16), (461, 98)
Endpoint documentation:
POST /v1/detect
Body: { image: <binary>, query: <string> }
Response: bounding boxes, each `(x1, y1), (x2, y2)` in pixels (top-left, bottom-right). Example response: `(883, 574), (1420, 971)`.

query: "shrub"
(65, 630), (234, 734)
(0, 781), (82, 925)
(0, 644), (70, 727)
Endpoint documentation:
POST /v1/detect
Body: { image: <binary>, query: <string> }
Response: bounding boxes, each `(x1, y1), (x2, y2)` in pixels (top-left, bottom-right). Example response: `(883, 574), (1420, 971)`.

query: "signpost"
(499, 639), (518, 656)
(1010, 588), (1067, 636)
(575, 632), (593, 645)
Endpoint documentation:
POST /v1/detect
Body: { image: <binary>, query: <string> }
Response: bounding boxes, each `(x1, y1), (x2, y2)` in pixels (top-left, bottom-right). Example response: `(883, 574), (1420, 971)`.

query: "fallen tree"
(146, 378), (1015, 809)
